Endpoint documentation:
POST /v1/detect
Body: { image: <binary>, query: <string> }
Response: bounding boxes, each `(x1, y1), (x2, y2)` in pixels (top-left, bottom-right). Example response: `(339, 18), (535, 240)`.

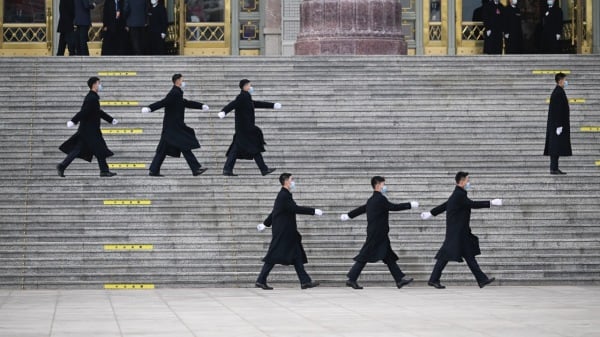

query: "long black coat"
(149, 86), (204, 157)
(430, 186), (490, 262)
(262, 188), (315, 265)
(222, 91), (274, 159)
(504, 5), (523, 54)
(544, 85), (572, 157)
(58, 0), (75, 33)
(482, 2), (504, 54)
(59, 91), (114, 161)
(348, 191), (412, 263)
(541, 5), (563, 53)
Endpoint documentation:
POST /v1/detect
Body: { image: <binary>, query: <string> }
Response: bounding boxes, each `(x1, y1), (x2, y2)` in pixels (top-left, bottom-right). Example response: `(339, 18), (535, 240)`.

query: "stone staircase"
(0, 55), (599, 289)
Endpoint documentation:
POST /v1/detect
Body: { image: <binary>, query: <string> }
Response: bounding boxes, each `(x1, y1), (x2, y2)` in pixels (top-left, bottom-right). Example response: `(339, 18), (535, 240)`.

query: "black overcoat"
(262, 188), (315, 265)
(59, 91), (115, 161)
(58, 0), (75, 33)
(482, 2), (504, 54)
(149, 86), (204, 157)
(541, 5), (563, 53)
(222, 91), (274, 159)
(348, 191), (411, 263)
(430, 186), (490, 262)
(544, 85), (572, 157)
(504, 5), (523, 54)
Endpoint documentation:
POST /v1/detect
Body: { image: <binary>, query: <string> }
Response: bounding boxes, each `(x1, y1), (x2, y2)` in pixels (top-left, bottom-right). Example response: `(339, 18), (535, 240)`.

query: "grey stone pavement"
(0, 286), (598, 337)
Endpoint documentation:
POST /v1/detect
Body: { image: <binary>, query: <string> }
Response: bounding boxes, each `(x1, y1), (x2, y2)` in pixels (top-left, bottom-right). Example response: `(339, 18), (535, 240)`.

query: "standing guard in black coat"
(340, 176), (417, 289)
(101, 0), (126, 55)
(544, 72), (572, 175)
(503, 0), (523, 54)
(57, 77), (118, 177)
(482, 0), (504, 54)
(541, 0), (563, 54)
(57, 0), (76, 56)
(255, 173), (323, 290)
(141, 74), (210, 177)
(420, 172), (502, 289)
(218, 79), (279, 177)
(147, 0), (168, 55)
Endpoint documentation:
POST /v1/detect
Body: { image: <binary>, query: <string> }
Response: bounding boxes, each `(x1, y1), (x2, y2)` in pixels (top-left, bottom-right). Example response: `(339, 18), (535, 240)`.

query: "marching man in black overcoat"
(218, 79), (279, 177)
(141, 74), (209, 177)
(255, 173), (323, 290)
(421, 171), (502, 289)
(57, 77), (118, 177)
(340, 176), (418, 289)
(544, 72), (571, 175)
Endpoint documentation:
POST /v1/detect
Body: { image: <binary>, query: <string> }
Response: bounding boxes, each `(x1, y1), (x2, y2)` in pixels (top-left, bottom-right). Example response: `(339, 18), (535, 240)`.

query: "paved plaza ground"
(0, 286), (598, 337)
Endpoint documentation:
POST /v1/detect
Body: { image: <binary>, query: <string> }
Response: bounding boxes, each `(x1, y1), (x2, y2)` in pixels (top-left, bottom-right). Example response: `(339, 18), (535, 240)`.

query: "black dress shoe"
(550, 170), (567, 175)
(261, 168), (276, 176)
(428, 281), (446, 289)
(300, 281), (320, 289)
(396, 277), (414, 289)
(222, 171), (238, 176)
(192, 168), (208, 176)
(346, 280), (363, 289)
(478, 277), (496, 288)
(255, 282), (273, 290)
(100, 171), (117, 177)
(149, 172), (164, 177)
(56, 164), (65, 178)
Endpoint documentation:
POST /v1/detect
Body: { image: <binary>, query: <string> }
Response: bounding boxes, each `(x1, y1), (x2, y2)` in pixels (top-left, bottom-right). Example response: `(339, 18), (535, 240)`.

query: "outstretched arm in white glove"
(218, 111), (226, 119)
(202, 104), (210, 111)
(67, 121), (75, 128)
(410, 201), (419, 209)
(340, 214), (350, 221)
(420, 212), (433, 220)
(141, 107), (151, 113)
(112, 119), (119, 125)
(274, 103), (282, 109)
(314, 209), (323, 216)
(257, 224), (266, 232)
(491, 199), (503, 207)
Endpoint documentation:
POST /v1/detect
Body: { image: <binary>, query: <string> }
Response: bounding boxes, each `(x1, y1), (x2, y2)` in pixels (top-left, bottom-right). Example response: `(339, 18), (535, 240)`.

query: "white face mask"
(180, 81), (186, 90)
(289, 181), (296, 191)
(511, 0), (518, 6)
(97, 83), (103, 92)
(547, 0), (554, 6)
(151, 0), (158, 4)
(248, 86), (254, 94)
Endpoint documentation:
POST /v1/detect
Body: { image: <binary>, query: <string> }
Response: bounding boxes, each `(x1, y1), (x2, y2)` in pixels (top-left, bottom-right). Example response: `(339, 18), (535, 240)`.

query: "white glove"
(141, 107), (151, 113)
(257, 224), (266, 232)
(420, 212), (433, 220)
(504, 33), (509, 39)
(491, 199), (503, 207)
(67, 121), (75, 128)
(340, 214), (350, 221)
(486, 30), (492, 37)
(202, 104), (209, 111)
(218, 111), (226, 119)
(410, 201), (419, 209)
(556, 127), (563, 136)
(314, 209), (323, 216)
(161, 33), (166, 39)
(274, 103), (282, 110)
(556, 34), (560, 40)
(112, 119), (118, 125)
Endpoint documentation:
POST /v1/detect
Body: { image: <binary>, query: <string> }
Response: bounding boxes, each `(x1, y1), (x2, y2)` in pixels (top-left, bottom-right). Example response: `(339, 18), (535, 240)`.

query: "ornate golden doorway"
(0, 0), (53, 56)
(179, 0), (231, 55)
(423, 0), (449, 55)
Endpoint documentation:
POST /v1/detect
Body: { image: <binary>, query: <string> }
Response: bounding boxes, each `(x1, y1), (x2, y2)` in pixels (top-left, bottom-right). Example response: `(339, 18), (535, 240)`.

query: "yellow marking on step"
(100, 101), (139, 106)
(101, 128), (143, 134)
(98, 71), (137, 76)
(104, 244), (154, 251)
(108, 163), (146, 169)
(104, 284), (154, 289)
(580, 126), (600, 132)
(103, 200), (152, 206)
(532, 70), (571, 74)
(596, 161), (600, 166)
(545, 98), (585, 104)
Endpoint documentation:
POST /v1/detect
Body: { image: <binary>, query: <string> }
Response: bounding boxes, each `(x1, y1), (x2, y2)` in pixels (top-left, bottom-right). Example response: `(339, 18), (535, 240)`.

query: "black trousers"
(60, 141), (109, 173)
(223, 144), (268, 173)
(550, 155), (559, 171)
(75, 25), (90, 55)
(129, 27), (146, 55)
(429, 256), (488, 284)
(147, 32), (165, 55)
(256, 260), (311, 285)
(347, 257), (406, 283)
(57, 31), (76, 56)
(149, 142), (201, 174)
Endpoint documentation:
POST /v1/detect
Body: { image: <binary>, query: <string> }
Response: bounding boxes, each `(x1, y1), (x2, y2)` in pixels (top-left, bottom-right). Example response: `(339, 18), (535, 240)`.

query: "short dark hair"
(371, 176), (385, 188)
(455, 171), (469, 184)
(87, 77), (100, 89)
(172, 73), (183, 83)
(239, 79), (250, 89)
(555, 72), (567, 84)
(279, 173), (292, 186)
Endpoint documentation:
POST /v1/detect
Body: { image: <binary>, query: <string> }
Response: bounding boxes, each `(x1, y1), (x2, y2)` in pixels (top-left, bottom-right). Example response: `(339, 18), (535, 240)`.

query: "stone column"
(295, 0), (407, 55)
(264, 0), (282, 55)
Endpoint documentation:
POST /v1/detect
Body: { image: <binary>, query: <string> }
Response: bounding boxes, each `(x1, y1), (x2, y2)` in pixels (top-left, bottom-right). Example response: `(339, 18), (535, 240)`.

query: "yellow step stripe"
(108, 163), (147, 169)
(104, 284), (154, 289)
(580, 126), (600, 132)
(104, 244), (154, 251)
(103, 200), (152, 206)
(101, 128), (143, 134)
(532, 70), (571, 74)
(545, 98), (585, 104)
(596, 161), (600, 166)
(100, 101), (139, 106)
(98, 71), (137, 76)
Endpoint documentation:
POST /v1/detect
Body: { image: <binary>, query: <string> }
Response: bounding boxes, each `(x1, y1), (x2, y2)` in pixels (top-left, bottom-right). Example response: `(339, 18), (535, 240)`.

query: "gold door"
(0, 0), (53, 56)
(456, 0), (485, 55)
(180, 0), (231, 55)
(424, 0), (449, 55)
(566, 0), (592, 54)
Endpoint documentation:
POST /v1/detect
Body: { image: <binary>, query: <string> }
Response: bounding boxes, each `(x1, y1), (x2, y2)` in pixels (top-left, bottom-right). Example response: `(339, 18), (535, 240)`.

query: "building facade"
(0, 0), (597, 56)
